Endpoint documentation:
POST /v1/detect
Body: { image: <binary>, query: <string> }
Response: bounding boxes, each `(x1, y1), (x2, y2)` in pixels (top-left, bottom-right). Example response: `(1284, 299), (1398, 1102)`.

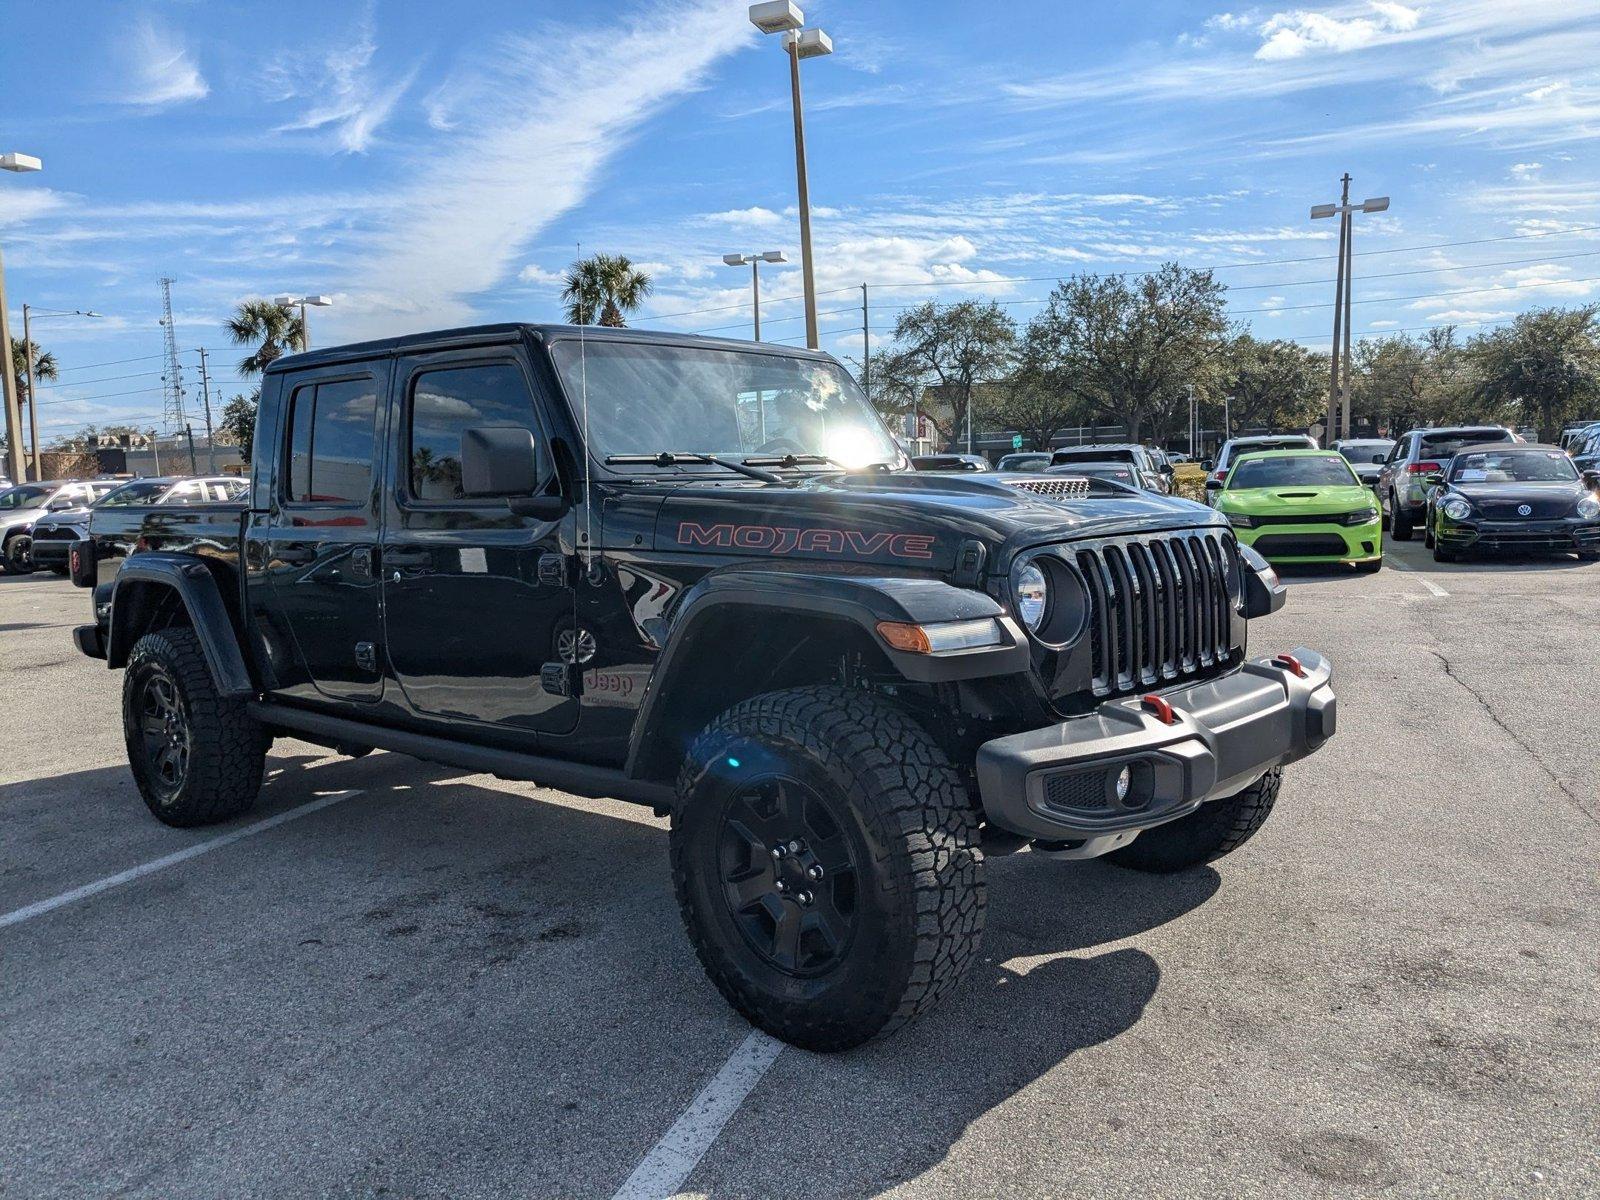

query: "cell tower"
(158, 277), (187, 432)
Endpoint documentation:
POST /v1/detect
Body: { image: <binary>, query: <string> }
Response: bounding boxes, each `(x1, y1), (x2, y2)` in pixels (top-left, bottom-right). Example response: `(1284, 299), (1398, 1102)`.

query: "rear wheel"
(1105, 769), (1281, 874)
(1389, 494), (1414, 541)
(671, 686), (985, 1052)
(123, 628), (267, 827)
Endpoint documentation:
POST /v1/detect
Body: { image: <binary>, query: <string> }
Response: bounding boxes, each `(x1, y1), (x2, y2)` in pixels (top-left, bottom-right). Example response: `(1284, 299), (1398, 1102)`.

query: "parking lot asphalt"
(2, 542), (1596, 1200)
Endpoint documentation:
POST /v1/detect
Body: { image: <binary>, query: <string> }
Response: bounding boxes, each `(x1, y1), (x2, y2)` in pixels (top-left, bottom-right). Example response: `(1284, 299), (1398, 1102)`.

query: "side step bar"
(248, 701), (675, 811)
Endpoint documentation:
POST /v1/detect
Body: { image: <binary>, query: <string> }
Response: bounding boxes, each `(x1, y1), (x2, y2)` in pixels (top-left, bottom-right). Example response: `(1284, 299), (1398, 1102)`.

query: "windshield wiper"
(743, 454), (898, 473)
(605, 452), (784, 484)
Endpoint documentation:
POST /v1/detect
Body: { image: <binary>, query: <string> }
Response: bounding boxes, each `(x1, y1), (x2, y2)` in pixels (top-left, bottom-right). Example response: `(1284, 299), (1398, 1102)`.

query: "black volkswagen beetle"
(1424, 443), (1600, 562)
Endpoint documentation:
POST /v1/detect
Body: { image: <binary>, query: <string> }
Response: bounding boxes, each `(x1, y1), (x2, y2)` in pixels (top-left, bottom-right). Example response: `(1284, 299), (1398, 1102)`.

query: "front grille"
(34, 526), (83, 542)
(1249, 512), (1362, 527)
(1475, 500), (1571, 520)
(1252, 533), (1349, 558)
(1008, 476), (1091, 501)
(1075, 530), (1237, 697)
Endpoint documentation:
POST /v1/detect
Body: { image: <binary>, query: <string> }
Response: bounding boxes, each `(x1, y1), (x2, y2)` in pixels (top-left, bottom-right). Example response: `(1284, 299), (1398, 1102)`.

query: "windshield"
(0, 485), (51, 510)
(548, 341), (901, 470)
(95, 479), (173, 507)
(1420, 429), (1511, 458)
(1229, 454), (1359, 489)
(1450, 450), (1578, 483)
(1338, 441), (1393, 465)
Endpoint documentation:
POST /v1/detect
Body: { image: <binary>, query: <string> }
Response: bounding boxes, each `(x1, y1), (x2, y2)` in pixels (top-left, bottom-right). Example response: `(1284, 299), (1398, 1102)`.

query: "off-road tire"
(123, 628), (267, 827)
(672, 686), (985, 1052)
(1104, 768), (1281, 874)
(1389, 494), (1414, 541)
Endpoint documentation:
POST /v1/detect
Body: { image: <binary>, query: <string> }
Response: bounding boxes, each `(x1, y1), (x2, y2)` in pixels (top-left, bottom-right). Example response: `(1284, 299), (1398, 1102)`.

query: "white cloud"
(517, 264), (566, 286)
(698, 206), (785, 226)
(1256, 2), (1420, 61)
(263, 5), (413, 153)
(338, 1), (752, 336)
(1510, 162), (1542, 180)
(118, 18), (208, 108)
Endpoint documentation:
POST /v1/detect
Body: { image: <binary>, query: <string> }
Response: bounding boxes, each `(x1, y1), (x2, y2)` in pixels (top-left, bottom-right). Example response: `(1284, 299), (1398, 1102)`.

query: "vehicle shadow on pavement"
(698, 859), (1222, 1199)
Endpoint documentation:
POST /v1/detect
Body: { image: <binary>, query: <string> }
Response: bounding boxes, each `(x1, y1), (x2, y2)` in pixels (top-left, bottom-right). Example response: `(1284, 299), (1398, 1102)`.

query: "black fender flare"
(106, 554), (255, 697)
(624, 567), (1028, 780)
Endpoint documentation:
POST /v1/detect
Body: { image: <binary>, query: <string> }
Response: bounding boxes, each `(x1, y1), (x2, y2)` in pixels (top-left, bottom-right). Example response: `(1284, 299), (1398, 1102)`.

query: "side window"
(164, 482), (204, 505)
(407, 362), (542, 503)
(284, 376), (378, 505)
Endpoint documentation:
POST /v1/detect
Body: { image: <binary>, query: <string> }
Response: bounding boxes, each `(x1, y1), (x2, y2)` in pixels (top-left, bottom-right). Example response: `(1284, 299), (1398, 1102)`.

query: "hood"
(0, 507), (44, 531)
(33, 506), (92, 531)
(1216, 484), (1373, 517)
(630, 471), (1224, 571)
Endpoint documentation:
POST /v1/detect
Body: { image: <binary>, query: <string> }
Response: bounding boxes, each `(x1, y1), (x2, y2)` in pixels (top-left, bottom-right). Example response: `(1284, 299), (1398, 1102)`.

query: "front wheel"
(1105, 769), (1281, 874)
(123, 627), (268, 827)
(671, 686), (985, 1052)
(3, 532), (35, 574)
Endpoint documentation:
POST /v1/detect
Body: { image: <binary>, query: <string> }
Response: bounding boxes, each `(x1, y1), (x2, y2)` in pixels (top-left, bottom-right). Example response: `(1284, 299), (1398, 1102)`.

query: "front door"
(380, 350), (577, 735)
(253, 365), (387, 703)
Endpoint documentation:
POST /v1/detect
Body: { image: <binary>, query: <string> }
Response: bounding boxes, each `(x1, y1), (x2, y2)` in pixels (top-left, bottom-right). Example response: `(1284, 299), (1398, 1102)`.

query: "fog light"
(1114, 765), (1131, 802)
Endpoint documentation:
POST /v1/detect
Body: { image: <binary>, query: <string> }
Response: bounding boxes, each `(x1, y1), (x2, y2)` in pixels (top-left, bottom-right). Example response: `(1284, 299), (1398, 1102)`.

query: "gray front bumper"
(976, 648), (1335, 845)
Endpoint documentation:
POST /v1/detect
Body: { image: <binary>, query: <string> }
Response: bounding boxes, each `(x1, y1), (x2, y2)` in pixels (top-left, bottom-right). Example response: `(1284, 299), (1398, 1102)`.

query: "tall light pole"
(274, 294), (333, 352)
(1, 151), (43, 484)
(21, 305), (101, 480)
(1312, 180), (1389, 443)
(721, 250), (786, 340)
(749, 3), (832, 350)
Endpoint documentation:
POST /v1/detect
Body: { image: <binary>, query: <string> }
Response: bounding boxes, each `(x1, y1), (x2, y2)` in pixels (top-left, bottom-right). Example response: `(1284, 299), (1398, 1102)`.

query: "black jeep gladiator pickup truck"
(74, 324), (1336, 1051)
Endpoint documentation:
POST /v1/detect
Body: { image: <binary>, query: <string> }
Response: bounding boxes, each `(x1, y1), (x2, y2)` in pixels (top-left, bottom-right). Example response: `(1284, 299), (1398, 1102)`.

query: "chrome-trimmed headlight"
(1339, 506), (1379, 526)
(1226, 511), (1257, 529)
(1441, 497), (1472, 522)
(1576, 495), (1600, 520)
(1011, 561), (1049, 631)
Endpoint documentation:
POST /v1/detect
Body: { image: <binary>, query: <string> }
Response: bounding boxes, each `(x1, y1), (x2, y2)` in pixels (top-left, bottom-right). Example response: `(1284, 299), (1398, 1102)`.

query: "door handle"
(384, 548), (433, 568)
(275, 547), (316, 566)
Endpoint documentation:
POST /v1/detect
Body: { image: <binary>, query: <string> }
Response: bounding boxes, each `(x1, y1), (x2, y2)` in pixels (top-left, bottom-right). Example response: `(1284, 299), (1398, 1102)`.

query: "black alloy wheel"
(716, 774), (859, 976)
(4, 533), (35, 574)
(133, 664), (192, 803)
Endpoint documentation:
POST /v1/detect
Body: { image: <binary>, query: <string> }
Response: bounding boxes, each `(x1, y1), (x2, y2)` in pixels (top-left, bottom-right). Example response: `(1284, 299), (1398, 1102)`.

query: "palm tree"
(561, 254), (653, 327)
(9, 337), (57, 405)
(226, 299), (306, 376)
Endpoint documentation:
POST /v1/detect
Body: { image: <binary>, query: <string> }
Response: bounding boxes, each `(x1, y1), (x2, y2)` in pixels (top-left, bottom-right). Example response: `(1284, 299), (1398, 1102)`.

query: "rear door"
(379, 349), (577, 735)
(248, 363), (387, 704)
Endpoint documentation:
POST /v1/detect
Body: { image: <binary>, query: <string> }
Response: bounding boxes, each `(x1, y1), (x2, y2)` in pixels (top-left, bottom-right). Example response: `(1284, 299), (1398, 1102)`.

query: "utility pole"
(861, 283), (869, 396)
(1187, 383), (1196, 458)
(183, 424), (198, 474)
(22, 302), (37, 479)
(0, 245), (21, 483)
(149, 429), (161, 476)
(1224, 394), (1233, 443)
(194, 348), (217, 472)
(1312, 177), (1390, 443)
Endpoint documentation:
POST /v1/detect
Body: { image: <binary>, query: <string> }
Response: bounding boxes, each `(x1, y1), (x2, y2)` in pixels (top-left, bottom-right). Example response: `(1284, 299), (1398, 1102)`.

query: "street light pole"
(750, 4), (832, 350)
(1, 151), (43, 484)
(1312, 179), (1389, 443)
(274, 294), (332, 352)
(721, 251), (786, 340)
(21, 305), (100, 480)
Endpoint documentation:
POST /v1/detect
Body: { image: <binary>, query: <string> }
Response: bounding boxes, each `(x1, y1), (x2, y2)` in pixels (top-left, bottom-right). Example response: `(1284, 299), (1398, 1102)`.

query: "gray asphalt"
(1, 541), (1595, 1199)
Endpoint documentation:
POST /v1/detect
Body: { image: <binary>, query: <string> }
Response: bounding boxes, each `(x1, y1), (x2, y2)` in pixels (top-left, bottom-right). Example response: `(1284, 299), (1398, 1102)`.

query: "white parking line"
(1386, 556), (1450, 597)
(610, 1030), (785, 1200)
(0, 789), (363, 931)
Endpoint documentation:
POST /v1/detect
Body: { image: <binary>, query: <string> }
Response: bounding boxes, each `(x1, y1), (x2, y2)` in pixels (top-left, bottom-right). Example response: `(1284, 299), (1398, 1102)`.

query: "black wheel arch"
(106, 554), (256, 697)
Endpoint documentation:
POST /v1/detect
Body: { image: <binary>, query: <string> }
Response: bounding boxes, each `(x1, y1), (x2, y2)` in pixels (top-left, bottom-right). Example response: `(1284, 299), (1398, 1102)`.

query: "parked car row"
(0, 475), (246, 575)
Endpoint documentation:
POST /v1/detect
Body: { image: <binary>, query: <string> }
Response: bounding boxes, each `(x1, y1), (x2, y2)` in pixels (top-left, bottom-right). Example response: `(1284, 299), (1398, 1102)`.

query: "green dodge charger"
(1206, 449), (1384, 572)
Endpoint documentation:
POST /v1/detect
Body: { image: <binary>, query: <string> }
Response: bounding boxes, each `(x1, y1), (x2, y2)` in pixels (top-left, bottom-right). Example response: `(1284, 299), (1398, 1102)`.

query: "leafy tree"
(227, 300), (305, 377)
(887, 300), (1016, 448)
(1023, 263), (1232, 443)
(1219, 335), (1327, 434)
(846, 348), (923, 428)
(562, 254), (653, 327)
(218, 391), (261, 462)
(10, 336), (57, 405)
(1349, 327), (1477, 434)
(1466, 305), (1600, 441)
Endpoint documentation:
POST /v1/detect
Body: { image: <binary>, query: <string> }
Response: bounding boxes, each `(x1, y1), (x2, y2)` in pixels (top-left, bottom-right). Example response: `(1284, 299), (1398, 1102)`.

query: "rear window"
(1419, 429), (1511, 459)
(286, 376), (379, 505)
(1054, 448), (1136, 465)
(1229, 455), (1358, 489)
(1337, 441), (1393, 464)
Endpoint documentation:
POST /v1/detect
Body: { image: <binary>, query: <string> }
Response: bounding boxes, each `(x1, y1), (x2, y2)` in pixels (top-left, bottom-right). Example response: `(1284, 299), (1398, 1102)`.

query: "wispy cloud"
(341, 0), (753, 335)
(117, 17), (208, 108)
(1256, 2), (1420, 61)
(262, 4), (414, 153)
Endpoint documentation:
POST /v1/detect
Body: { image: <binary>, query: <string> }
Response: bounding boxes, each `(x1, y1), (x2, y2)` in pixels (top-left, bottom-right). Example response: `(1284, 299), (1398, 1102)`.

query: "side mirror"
(1425, 473), (1446, 488)
(460, 426), (567, 519)
(1239, 545), (1286, 618)
(1201, 459), (1214, 471)
(1204, 478), (1224, 491)
(47, 498), (74, 511)
(1160, 463), (1175, 475)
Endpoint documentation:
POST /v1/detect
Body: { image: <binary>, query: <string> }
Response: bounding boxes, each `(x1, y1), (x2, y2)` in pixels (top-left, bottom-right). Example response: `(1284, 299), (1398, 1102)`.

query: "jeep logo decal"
(677, 521), (936, 560)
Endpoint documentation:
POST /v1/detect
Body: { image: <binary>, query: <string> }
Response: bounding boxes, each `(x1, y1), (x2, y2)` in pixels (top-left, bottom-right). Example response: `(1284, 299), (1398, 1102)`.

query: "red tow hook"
(1140, 694), (1177, 725)
(1273, 653), (1307, 678)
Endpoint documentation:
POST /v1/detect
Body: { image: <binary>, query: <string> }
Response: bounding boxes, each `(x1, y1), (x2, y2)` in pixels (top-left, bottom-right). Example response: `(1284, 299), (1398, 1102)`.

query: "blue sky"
(3, 0), (1598, 441)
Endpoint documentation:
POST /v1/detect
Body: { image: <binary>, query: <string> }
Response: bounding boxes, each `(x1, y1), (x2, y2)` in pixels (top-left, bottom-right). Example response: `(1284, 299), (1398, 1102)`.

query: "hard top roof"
(263, 323), (835, 375)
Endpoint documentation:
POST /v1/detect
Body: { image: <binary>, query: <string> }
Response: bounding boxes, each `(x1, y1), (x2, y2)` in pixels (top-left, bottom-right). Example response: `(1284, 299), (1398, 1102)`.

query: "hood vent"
(1007, 476), (1091, 501)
